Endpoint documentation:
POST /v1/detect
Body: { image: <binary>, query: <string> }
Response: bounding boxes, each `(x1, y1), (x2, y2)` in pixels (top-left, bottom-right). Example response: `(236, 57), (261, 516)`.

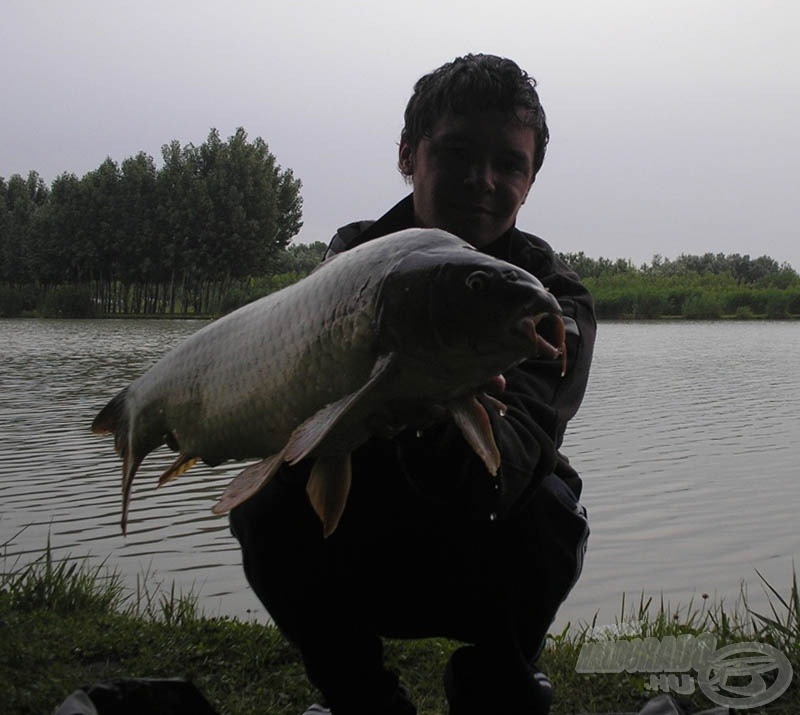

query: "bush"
(593, 295), (627, 319)
(593, 287), (688, 319)
(632, 292), (671, 319)
(0, 284), (27, 317)
(248, 271), (304, 297)
(682, 293), (723, 319)
(788, 290), (800, 315)
(765, 292), (791, 319)
(39, 285), (97, 318)
(664, 289), (692, 315)
(734, 305), (756, 319)
(216, 272), (305, 316)
(216, 285), (254, 315)
(722, 289), (763, 315)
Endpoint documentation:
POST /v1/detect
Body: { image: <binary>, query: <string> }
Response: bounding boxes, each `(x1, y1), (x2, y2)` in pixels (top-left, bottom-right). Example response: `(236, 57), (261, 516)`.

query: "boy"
(231, 53), (596, 715)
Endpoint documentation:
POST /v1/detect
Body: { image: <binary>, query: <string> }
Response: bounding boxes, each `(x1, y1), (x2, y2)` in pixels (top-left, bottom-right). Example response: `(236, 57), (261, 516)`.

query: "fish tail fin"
(92, 387), (150, 535)
(92, 386), (128, 435)
(92, 388), (135, 465)
(121, 450), (145, 535)
(93, 387), (133, 462)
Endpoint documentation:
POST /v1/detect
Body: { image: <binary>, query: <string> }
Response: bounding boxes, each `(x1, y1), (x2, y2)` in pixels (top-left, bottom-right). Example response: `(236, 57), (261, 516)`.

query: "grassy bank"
(2, 546), (797, 714)
(3, 269), (800, 322)
(583, 275), (800, 320)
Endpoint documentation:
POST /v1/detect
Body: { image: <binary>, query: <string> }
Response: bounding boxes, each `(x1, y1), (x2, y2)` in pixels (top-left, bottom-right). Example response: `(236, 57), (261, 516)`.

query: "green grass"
(542, 578), (799, 714)
(1, 543), (797, 714)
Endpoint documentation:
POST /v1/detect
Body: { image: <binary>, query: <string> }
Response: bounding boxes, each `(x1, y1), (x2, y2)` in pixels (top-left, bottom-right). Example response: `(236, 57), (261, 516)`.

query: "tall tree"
(1, 127), (305, 313)
(32, 172), (83, 284)
(1, 171), (49, 282)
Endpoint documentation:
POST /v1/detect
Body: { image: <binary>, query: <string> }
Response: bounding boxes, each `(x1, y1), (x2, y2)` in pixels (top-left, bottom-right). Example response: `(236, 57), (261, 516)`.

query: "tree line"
(559, 252), (800, 319)
(0, 128), (304, 316)
(561, 251), (798, 288)
(1, 135), (798, 320)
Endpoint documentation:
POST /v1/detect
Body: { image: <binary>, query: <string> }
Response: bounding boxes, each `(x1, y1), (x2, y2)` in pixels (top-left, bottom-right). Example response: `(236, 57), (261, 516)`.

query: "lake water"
(1, 318), (798, 632)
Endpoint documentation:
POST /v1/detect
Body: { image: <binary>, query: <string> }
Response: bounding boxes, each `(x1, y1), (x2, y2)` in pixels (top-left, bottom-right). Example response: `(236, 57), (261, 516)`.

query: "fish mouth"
(517, 312), (568, 375)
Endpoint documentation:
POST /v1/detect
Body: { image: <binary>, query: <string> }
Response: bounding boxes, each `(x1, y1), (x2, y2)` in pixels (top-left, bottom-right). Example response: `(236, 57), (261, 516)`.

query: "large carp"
(92, 228), (565, 536)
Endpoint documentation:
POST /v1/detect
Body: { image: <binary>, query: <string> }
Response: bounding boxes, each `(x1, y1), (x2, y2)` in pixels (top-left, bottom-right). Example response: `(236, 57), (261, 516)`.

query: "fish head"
(375, 230), (565, 379)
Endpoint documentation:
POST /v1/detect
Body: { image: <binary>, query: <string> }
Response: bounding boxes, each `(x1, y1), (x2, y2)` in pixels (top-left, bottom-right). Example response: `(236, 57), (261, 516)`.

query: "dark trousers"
(230, 458), (588, 714)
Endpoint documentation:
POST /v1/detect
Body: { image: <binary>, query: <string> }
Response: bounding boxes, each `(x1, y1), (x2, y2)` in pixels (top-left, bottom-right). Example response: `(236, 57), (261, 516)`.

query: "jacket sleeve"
(393, 252), (596, 519)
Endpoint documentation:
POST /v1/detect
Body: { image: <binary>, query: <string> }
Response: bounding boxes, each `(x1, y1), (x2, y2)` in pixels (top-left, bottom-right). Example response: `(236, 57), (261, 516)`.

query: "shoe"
(300, 684), (415, 714)
(530, 667), (554, 712)
(444, 645), (553, 714)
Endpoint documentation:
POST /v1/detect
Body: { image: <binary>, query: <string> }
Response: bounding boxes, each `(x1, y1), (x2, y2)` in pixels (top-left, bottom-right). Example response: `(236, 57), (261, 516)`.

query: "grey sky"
(2, 0), (798, 269)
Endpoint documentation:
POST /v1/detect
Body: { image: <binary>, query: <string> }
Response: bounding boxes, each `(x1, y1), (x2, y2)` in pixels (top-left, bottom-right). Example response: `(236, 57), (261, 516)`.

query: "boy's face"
(399, 108), (537, 248)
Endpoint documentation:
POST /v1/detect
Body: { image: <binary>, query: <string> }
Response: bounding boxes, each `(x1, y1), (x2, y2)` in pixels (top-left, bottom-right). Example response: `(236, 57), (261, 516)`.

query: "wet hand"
(366, 374), (507, 439)
(367, 402), (448, 439)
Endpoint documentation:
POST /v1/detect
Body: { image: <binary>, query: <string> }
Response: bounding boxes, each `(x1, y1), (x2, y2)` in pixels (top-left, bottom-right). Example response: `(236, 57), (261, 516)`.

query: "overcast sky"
(2, 0), (798, 269)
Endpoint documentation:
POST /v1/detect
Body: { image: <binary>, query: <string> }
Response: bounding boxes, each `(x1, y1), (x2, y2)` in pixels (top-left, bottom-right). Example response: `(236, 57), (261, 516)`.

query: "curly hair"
(400, 54), (549, 179)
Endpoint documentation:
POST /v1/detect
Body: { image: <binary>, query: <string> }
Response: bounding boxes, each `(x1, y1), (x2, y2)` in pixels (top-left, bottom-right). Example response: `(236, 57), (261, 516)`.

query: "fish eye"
(465, 270), (492, 292)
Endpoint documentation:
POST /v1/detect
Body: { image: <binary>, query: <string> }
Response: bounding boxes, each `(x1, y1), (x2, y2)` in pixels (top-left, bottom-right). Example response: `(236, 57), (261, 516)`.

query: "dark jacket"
(325, 195), (596, 519)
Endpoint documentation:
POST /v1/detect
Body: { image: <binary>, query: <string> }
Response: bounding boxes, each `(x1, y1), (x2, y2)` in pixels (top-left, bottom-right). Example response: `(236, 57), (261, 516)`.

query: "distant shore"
(3, 265), (799, 321)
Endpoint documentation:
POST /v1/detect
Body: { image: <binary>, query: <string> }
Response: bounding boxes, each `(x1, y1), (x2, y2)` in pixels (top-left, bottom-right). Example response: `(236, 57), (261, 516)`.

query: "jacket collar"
(349, 193), (520, 259)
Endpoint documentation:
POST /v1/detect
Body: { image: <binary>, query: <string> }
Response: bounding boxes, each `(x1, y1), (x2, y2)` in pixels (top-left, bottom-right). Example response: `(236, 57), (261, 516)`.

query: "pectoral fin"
(211, 450), (287, 514)
(448, 395), (501, 476)
(284, 353), (396, 465)
(306, 453), (352, 538)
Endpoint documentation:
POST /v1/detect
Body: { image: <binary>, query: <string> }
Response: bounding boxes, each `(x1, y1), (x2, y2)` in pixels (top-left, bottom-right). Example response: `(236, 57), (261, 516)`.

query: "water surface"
(1, 318), (798, 630)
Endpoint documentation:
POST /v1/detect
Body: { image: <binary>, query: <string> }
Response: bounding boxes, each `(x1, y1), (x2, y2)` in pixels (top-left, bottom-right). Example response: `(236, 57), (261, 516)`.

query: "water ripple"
(2, 319), (799, 627)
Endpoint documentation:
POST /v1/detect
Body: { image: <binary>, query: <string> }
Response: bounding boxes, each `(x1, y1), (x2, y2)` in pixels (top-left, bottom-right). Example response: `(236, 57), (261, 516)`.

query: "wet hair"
(400, 53), (550, 180)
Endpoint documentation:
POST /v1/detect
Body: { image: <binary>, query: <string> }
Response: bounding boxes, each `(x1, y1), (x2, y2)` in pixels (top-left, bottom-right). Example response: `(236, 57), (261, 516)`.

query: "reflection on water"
(1, 318), (799, 629)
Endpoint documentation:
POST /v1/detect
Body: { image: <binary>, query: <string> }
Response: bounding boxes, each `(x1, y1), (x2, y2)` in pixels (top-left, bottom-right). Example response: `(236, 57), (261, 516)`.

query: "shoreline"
(3, 546), (797, 714)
